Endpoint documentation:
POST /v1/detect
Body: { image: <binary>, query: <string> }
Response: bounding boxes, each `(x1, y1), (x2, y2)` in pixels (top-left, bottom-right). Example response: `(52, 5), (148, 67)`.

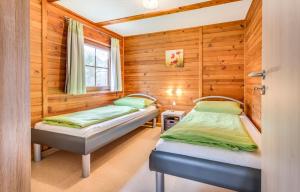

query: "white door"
(262, 1), (300, 192)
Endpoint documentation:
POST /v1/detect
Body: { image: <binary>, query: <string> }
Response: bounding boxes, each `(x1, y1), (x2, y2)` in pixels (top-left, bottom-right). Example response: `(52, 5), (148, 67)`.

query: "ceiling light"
(143, 0), (158, 9)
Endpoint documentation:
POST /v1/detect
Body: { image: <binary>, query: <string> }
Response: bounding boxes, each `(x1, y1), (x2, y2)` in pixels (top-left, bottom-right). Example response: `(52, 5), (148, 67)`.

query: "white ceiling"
(57, 0), (252, 36)
(57, 0), (211, 22)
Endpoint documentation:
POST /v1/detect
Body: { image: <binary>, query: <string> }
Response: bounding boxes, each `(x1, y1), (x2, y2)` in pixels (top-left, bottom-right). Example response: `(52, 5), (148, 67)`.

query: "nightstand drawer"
(161, 110), (185, 132)
(164, 117), (180, 130)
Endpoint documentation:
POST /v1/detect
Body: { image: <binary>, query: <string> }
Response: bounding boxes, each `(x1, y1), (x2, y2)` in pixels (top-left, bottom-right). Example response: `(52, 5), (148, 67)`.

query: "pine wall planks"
(124, 21), (245, 114)
(30, 0), (43, 125)
(245, 0), (262, 129)
(125, 27), (201, 112)
(46, 3), (124, 116)
(30, 1), (124, 125)
(203, 21), (245, 101)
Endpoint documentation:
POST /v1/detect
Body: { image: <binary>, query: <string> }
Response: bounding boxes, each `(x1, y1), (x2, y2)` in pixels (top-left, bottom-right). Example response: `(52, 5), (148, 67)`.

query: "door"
(0, 0), (31, 191)
(262, 1), (300, 192)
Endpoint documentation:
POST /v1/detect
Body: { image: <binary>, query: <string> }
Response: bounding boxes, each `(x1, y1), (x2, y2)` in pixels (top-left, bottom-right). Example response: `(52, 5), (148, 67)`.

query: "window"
(84, 44), (110, 91)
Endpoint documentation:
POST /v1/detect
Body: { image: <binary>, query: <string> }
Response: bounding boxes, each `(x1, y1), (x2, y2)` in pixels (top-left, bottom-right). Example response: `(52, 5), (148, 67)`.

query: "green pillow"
(194, 101), (242, 115)
(114, 97), (154, 109)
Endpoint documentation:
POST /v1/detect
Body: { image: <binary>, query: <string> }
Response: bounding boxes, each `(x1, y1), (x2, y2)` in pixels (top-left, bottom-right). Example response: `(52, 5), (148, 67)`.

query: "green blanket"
(43, 105), (139, 128)
(161, 110), (257, 152)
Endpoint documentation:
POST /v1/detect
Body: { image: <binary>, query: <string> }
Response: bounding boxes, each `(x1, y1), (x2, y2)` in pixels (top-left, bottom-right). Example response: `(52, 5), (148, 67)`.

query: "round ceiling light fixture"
(143, 0), (158, 9)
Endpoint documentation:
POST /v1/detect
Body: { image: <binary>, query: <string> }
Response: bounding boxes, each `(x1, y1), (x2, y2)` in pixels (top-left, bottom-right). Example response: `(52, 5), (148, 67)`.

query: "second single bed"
(149, 96), (261, 192)
(32, 94), (159, 178)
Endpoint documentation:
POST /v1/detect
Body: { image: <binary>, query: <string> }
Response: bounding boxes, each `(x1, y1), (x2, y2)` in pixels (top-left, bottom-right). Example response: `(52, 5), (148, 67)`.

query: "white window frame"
(84, 42), (111, 92)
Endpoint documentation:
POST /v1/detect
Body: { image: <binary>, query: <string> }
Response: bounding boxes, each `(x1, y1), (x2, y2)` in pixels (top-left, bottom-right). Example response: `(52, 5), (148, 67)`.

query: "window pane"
(96, 48), (109, 68)
(85, 66), (95, 87)
(84, 45), (95, 66)
(96, 68), (108, 87)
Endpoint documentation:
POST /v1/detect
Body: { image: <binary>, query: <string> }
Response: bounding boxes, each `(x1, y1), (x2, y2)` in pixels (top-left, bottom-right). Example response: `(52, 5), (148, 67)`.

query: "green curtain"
(110, 38), (122, 92)
(65, 19), (86, 95)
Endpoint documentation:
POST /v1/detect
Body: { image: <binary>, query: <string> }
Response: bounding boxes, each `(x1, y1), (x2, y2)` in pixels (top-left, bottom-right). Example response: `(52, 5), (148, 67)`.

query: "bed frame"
(149, 96), (261, 192)
(32, 93), (159, 178)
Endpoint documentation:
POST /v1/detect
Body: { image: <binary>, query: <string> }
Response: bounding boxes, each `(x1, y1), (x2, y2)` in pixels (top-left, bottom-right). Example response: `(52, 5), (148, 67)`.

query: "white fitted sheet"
(35, 106), (157, 138)
(156, 114), (261, 169)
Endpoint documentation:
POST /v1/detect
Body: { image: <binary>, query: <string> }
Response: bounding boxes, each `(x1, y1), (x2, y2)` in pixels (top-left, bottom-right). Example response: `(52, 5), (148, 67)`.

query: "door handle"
(254, 85), (266, 95)
(248, 70), (266, 79)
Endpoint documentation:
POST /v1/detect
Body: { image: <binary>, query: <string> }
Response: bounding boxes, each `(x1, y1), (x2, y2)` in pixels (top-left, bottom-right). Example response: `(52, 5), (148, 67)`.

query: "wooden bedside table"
(161, 110), (185, 133)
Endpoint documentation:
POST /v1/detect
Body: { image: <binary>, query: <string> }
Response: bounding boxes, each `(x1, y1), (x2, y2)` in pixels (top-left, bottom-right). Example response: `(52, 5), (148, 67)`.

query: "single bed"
(32, 93), (159, 178)
(149, 96), (261, 192)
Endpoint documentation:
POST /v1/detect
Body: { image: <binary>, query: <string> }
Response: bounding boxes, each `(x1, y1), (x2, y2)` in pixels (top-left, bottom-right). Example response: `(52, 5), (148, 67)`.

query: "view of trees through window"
(84, 44), (110, 90)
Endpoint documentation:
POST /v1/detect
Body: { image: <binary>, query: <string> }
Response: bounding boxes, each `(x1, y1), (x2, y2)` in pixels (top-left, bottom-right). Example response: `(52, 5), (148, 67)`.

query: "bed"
(149, 96), (261, 192)
(32, 93), (159, 178)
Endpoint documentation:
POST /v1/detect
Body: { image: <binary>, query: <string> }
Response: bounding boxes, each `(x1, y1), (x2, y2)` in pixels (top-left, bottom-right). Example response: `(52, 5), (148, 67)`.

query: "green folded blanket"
(43, 105), (139, 128)
(161, 110), (258, 152)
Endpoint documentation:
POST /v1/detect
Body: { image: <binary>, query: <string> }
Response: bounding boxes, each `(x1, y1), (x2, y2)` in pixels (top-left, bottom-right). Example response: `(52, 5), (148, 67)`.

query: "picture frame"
(165, 49), (184, 68)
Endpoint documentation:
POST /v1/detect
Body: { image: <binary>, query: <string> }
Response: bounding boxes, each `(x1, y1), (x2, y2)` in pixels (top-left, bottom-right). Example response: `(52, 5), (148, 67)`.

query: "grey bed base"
(32, 109), (158, 178)
(149, 150), (261, 192)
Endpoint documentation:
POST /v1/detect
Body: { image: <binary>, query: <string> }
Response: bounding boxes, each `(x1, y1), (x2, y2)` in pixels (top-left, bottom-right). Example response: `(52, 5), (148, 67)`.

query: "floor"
(31, 125), (233, 192)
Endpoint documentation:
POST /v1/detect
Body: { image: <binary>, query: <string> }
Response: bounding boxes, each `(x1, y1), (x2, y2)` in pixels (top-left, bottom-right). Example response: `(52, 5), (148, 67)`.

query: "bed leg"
(33, 144), (42, 162)
(82, 154), (90, 178)
(152, 118), (157, 128)
(156, 172), (165, 192)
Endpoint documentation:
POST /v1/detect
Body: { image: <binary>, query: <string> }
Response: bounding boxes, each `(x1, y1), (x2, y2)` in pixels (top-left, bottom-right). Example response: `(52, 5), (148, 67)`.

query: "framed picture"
(165, 49), (184, 68)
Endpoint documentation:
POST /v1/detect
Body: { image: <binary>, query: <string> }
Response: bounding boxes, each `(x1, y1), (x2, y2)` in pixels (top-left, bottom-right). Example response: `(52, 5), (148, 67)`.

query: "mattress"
(35, 105), (157, 138)
(156, 114), (261, 169)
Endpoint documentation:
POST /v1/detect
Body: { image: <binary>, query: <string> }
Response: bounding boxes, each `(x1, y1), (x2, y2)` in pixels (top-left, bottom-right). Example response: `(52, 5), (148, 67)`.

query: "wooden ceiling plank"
(97, 0), (241, 26)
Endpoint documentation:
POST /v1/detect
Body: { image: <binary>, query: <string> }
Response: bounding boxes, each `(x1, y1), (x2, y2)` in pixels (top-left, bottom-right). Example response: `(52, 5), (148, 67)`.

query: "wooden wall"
(30, 0), (43, 125)
(124, 21), (245, 113)
(125, 27), (201, 112)
(46, 3), (124, 116)
(30, 1), (124, 125)
(244, 0), (262, 129)
(203, 21), (245, 101)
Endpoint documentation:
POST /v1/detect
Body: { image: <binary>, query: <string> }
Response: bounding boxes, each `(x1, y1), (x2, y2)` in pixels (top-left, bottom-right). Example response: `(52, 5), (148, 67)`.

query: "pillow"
(114, 97), (154, 109)
(194, 101), (242, 115)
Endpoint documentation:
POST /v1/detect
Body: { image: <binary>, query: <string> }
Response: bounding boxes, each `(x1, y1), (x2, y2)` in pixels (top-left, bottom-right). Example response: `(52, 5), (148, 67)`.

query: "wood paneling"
(45, 3), (124, 116)
(244, 0), (262, 129)
(124, 21), (245, 114)
(42, 0), (49, 116)
(0, 0), (31, 191)
(30, 0), (124, 123)
(202, 21), (245, 101)
(97, 0), (241, 26)
(31, 0), (43, 125)
(125, 27), (202, 113)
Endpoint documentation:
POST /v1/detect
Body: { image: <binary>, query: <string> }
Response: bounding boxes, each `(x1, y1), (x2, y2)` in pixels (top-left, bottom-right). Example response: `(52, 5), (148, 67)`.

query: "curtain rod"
(64, 16), (120, 39)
